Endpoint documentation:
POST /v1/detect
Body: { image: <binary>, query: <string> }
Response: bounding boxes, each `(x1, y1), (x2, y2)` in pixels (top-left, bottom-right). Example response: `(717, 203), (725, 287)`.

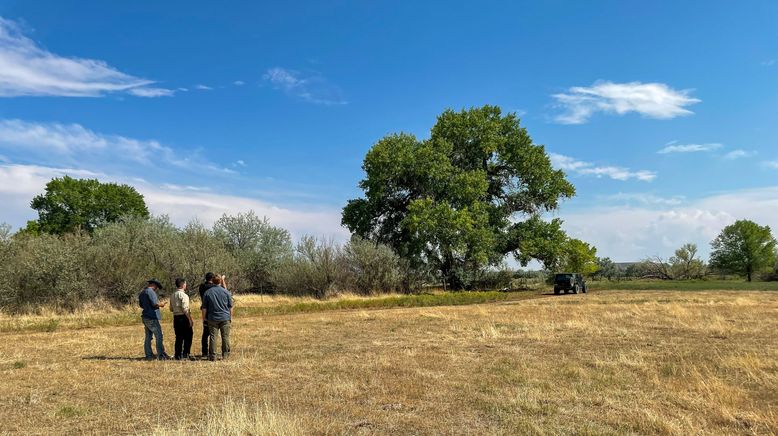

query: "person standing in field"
(139, 279), (170, 361)
(170, 278), (194, 360)
(198, 272), (217, 358)
(201, 275), (233, 361)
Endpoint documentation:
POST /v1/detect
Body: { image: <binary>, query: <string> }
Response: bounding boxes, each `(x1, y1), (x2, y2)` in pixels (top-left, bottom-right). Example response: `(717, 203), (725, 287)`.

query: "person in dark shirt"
(198, 272), (217, 358)
(201, 275), (233, 361)
(139, 278), (169, 361)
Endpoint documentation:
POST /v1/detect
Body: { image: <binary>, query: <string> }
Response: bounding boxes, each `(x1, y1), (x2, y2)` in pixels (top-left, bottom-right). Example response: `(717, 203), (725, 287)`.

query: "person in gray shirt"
(139, 278), (169, 361)
(201, 275), (233, 361)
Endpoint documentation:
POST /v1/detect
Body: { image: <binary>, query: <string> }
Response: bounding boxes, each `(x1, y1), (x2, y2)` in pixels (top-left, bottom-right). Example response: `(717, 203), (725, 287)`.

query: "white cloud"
(657, 143), (722, 154)
(765, 161), (778, 169)
(550, 153), (656, 182)
(0, 163), (347, 240)
(0, 119), (235, 175)
(561, 186), (778, 261)
(762, 59), (776, 67)
(0, 17), (171, 97)
(195, 84), (212, 90)
(0, 118), (173, 160)
(723, 149), (756, 160)
(127, 87), (175, 97)
(233, 80), (245, 86)
(264, 67), (347, 105)
(603, 192), (685, 206)
(552, 81), (700, 124)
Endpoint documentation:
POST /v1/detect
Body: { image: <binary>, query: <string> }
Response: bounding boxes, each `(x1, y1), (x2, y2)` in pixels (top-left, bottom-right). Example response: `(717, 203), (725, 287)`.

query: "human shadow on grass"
(82, 356), (151, 362)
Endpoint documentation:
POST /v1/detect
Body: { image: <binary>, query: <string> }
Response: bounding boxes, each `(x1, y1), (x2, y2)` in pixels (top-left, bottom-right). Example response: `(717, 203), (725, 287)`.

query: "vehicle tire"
(582, 285), (587, 293)
(554, 286), (560, 295)
(573, 285), (579, 294)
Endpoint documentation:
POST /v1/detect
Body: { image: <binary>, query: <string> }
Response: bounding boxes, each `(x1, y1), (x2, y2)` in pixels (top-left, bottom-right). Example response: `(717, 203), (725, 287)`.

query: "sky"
(0, 1), (777, 262)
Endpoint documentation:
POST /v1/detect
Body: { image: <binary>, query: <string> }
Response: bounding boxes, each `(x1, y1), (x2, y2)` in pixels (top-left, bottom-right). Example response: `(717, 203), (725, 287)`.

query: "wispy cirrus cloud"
(0, 17), (172, 97)
(603, 192), (685, 206)
(657, 142), (722, 154)
(765, 161), (778, 169)
(0, 119), (234, 174)
(195, 84), (212, 90)
(550, 153), (656, 182)
(723, 149), (757, 160)
(264, 67), (346, 105)
(552, 81), (700, 124)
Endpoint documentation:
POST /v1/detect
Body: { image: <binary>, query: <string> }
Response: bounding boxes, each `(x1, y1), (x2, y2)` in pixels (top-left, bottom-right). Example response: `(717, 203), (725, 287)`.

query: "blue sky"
(0, 1), (777, 261)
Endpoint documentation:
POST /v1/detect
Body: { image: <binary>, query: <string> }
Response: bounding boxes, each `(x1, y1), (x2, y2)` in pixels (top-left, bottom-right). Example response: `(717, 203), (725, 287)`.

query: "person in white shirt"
(170, 278), (194, 360)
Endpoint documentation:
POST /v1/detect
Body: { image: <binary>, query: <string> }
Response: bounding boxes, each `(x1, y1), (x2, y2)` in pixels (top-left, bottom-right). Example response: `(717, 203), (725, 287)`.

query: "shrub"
(0, 232), (92, 311)
(273, 236), (342, 298)
(339, 237), (403, 294)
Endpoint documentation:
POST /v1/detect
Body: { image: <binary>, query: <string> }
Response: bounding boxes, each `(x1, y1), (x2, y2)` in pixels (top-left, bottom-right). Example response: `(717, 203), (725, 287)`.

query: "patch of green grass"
(588, 279), (778, 291)
(12, 360), (26, 369)
(55, 405), (88, 418)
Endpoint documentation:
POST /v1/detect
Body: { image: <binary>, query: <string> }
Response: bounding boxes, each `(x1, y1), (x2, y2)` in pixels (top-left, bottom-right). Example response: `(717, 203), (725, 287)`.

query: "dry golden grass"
(1, 290), (776, 435)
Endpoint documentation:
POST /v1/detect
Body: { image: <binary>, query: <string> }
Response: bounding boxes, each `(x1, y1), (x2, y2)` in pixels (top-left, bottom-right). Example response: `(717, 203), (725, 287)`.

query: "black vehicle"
(553, 273), (587, 295)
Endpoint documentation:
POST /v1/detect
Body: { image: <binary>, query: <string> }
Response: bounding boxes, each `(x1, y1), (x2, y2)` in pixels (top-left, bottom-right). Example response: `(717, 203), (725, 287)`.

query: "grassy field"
(1, 290), (776, 434)
(589, 279), (778, 291)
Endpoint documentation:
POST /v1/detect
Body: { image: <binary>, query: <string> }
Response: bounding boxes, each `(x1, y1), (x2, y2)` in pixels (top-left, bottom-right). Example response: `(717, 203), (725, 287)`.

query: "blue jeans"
(142, 318), (166, 359)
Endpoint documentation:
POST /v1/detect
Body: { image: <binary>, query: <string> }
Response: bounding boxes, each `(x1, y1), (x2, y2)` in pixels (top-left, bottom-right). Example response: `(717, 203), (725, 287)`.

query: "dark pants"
(207, 320), (231, 360)
(173, 315), (193, 359)
(201, 321), (209, 356)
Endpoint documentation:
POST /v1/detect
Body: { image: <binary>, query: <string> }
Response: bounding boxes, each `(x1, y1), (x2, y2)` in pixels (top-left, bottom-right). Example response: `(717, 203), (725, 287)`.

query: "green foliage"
(273, 236), (342, 298)
(343, 105), (575, 289)
(513, 216), (568, 270)
(594, 257), (618, 280)
(0, 232), (92, 310)
(710, 220), (777, 282)
(90, 216), (237, 302)
(340, 237), (403, 295)
(669, 243), (706, 279)
(558, 239), (598, 276)
(214, 212), (293, 292)
(28, 176), (149, 235)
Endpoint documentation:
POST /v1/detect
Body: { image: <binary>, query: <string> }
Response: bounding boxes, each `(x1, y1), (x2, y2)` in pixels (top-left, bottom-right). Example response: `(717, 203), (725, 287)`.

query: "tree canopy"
(342, 105), (576, 288)
(710, 220), (776, 282)
(27, 176), (149, 235)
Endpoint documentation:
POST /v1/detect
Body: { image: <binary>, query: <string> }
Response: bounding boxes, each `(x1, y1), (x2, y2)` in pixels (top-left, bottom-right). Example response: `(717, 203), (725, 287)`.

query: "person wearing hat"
(139, 278), (170, 361)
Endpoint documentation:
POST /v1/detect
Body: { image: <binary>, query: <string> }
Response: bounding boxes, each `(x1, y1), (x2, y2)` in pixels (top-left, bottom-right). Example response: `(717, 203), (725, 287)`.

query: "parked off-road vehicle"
(553, 273), (587, 295)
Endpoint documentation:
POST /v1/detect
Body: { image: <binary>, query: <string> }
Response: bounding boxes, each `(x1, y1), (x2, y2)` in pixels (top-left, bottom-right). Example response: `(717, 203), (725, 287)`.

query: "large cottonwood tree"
(342, 106), (575, 289)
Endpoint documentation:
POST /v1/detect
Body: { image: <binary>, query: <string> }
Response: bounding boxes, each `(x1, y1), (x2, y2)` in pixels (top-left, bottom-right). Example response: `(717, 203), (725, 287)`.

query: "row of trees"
(0, 212), (415, 311)
(592, 220), (778, 282)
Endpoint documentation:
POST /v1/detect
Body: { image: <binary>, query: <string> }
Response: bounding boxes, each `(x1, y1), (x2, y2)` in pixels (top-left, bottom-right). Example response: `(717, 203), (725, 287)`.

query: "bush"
(470, 268), (514, 290)
(273, 236), (342, 298)
(214, 212), (293, 293)
(0, 232), (92, 311)
(339, 237), (403, 295)
(90, 217), (238, 302)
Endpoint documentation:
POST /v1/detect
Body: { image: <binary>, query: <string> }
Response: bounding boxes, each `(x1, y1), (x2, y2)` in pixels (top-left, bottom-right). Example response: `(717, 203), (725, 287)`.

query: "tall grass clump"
(153, 399), (305, 436)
